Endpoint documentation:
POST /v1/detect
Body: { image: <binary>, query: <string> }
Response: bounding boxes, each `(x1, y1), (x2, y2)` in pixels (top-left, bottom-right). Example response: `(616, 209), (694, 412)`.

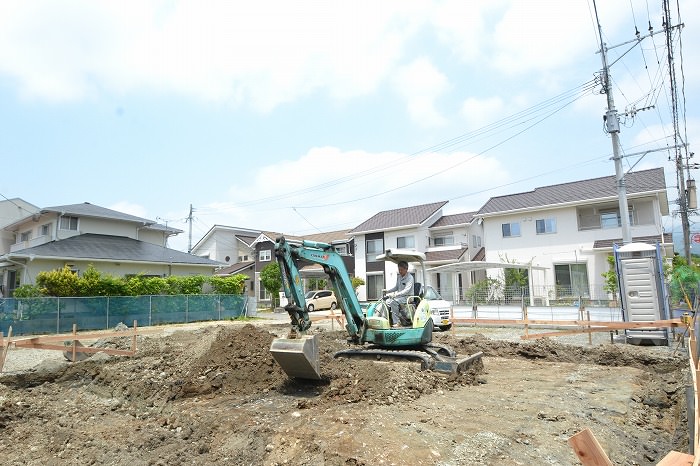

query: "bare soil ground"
(0, 320), (691, 466)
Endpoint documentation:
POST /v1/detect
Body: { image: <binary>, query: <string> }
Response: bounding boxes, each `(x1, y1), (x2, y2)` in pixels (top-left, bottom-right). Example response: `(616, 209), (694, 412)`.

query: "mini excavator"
(269, 236), (482, 380)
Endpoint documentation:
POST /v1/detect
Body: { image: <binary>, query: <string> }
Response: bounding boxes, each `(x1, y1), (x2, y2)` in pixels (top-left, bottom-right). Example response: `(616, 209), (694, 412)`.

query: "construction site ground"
(0, 314), (692, 466)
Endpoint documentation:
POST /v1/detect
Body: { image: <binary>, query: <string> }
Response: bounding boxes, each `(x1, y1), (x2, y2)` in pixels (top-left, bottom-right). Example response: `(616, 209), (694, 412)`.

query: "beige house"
(0, 202), (222, 297)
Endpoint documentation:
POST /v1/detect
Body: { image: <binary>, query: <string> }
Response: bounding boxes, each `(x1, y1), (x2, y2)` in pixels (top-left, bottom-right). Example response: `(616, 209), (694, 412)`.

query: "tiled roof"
(349, 201), (448, 233)
(425, 247), (468, 262)
(472, 247), (486, 261)
(215, 261), (255, 275)
(6, 233), (222, 265)
(42, 202), (153, 224)
(592, 233), (672, 249)
(303, 229), (353, 244)
(430, 212), (476, 228)
(477, 168), (666, 215)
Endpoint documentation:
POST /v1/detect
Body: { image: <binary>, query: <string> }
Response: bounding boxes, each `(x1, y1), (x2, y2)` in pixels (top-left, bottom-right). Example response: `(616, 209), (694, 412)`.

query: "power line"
(194, 79), (599, 214)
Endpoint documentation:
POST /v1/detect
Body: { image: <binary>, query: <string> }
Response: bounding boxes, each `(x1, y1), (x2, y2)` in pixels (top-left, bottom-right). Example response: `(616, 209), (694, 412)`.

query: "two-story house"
(474, 167), (672, 303)
(250, 230), (355, 306)
(0, 198), (40, 257)
(349, 201), (485, 301)
(0, 202), (222, 296)
(200, 227), (355, 306)
(190, 225), (261, 264)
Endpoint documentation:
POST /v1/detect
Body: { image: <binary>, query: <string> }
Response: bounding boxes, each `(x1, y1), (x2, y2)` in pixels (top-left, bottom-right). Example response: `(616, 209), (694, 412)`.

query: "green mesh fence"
(0, 294), (248, 336)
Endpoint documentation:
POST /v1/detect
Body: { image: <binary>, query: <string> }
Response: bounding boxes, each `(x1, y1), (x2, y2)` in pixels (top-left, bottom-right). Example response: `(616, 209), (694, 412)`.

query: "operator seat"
(404, 283), (423, 322)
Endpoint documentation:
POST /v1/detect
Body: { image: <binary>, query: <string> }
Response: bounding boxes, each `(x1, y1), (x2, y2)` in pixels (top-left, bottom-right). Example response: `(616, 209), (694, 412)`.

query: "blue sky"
(0, 1), (697, 253)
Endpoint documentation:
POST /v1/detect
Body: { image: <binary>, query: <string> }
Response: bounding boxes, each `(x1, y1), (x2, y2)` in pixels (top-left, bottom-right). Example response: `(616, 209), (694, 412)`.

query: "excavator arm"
(275, 236), (364, 340)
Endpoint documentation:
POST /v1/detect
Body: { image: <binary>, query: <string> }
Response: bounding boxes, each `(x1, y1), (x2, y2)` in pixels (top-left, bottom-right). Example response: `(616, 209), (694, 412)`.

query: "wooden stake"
(72, 323), (78, 363)
(0, 326), (12, 373)
(523, 306), (528, 339)
(131, 320), (138, 354)
(587, 310), (592, 345)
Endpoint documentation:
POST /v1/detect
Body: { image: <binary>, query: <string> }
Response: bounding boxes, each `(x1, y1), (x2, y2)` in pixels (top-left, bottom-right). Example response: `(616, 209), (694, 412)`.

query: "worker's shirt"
(389, 273), (414, 303)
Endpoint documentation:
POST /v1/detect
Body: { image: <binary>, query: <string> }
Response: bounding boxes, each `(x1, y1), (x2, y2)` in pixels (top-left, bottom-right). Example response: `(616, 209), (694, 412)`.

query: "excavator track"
(333, 345), (483, 375)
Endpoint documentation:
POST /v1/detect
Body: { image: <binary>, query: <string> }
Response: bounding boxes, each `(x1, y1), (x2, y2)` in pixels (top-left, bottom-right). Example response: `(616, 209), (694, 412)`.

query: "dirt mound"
(0, 323), (691, 465)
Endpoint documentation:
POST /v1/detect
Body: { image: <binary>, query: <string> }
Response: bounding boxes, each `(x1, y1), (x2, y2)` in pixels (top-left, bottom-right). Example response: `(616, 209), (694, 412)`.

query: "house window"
(502, 222), (521, 237)
(471, 235), (482, 248)
(601, 209), (634, 229)
(20, 231), (31, 242)
(238, 255), (249, 262)
(366, 239), (383, 262)
(40, 223), (51, 236)
(536, 218), (556, 234)
(59, 216), (78, 231)
(259, 249), (271, 261)
(554, 263), (590, 297)
(397, 236), (415, 248)
(366, 273), (385, 301)
(334, 244), (348, 255)
(433, 234), (454, 246)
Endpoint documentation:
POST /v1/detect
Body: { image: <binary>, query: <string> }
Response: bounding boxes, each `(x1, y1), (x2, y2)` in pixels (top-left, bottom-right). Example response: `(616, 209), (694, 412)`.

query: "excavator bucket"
(270, 334), (321, 380)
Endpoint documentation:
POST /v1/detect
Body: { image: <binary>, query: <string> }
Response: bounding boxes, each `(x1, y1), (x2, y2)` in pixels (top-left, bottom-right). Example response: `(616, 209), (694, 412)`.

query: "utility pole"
(593, 0), (631, 244)
(187, 204), (194, 253)
(662, 0), (693, 264)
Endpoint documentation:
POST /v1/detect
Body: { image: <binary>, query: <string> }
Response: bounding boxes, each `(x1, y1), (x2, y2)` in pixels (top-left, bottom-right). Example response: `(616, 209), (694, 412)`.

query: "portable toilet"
(613, 242), (669, 345)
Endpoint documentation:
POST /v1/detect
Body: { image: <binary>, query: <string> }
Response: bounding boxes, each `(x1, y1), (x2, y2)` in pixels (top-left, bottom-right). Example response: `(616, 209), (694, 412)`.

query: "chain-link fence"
(458, 283), (617, 307)
(0, 294), (250, 336)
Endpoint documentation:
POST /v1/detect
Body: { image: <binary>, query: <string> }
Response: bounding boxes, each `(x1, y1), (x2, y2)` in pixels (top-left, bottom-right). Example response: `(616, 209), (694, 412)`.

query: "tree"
(308, 278), (327, 290)
(260, 262), (282, 308)
(209, 275), (247, 294)
(669, 255), (700, 309)
(351, 276), (365, 293)
(601, 255), (619, 303)
(35, 265), (80, 297)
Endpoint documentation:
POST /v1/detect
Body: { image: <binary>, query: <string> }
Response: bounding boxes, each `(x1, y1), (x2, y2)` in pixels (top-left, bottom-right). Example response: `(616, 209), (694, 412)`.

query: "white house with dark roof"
(0, 202), (221, 296)
(474, 167), (672, 303)
(349, 201), (485, 301)
(195, 225), (355, 305)
(190, 225), (261, 264)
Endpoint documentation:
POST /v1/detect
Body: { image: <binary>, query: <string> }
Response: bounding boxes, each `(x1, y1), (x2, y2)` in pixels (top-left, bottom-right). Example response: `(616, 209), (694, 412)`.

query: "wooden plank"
(6, 327), (161, 346)
(696, 368), (700, 461)
(656, 450), (694, 466)
(690, 328), (698, 368)
(568, 428), (613, 466)
(521, 327), (635, 340)
(12, 342), (135, 356)
(452, 318), (682, 329)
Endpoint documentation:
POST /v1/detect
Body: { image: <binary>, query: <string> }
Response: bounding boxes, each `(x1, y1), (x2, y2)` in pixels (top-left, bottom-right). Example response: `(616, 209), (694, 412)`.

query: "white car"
(304, 290), (337, 312)
(423, 285), (453, 331)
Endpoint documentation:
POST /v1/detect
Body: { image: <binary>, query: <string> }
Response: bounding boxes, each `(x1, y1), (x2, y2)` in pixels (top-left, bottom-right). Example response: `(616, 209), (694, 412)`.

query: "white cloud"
(393, 58), (449, 127)
(0, 1), (425, 110)
(184, 146), (507, 243)
(460, 96), (505, 130)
